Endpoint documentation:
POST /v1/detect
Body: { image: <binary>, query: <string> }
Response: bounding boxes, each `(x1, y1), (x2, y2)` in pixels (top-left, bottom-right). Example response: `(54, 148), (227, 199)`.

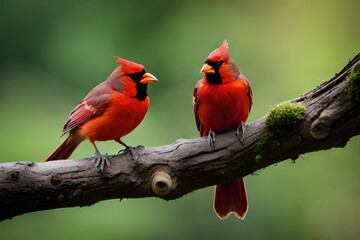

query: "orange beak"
(140, 72), (159, 84)
(200, 64), (215, 74)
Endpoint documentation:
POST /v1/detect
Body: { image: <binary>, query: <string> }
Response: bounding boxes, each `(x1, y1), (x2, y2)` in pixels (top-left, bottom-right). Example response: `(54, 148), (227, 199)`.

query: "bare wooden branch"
(0, 53), (359, 221)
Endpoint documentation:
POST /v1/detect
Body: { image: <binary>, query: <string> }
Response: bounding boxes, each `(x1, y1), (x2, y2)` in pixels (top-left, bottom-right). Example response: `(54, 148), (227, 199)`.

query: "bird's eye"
(129, 72), (143, 81)
(205, 60), (223, 69)
(129, 74), (136, 80)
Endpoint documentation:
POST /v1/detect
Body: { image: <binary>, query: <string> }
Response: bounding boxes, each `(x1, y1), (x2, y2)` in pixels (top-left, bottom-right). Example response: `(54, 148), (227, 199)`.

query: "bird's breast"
(197, 82), (250, 134)
(80, 92), (149, 142)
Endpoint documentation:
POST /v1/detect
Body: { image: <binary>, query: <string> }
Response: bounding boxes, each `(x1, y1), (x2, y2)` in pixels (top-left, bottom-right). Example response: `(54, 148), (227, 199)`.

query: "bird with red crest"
(45, 57), (158, 172)
(193, 40), (253, 219)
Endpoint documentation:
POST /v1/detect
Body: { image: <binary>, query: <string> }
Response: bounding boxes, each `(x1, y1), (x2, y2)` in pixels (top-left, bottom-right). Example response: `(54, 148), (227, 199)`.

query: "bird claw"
(120, 145), (144, 161)
(208, 130), (216, 151)
(94, 152), (111, 172)
(235, 122), (247, 144)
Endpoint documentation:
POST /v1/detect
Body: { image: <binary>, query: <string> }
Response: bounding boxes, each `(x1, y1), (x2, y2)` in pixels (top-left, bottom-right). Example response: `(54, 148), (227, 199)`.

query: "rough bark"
(0, 53), (359, 221)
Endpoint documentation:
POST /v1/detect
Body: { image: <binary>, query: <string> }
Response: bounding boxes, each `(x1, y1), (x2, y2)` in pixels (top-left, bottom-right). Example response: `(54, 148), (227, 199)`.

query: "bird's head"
(114, 57), (158, 100)
(115, 57), (158, 85)
(201, 40), (239, 84)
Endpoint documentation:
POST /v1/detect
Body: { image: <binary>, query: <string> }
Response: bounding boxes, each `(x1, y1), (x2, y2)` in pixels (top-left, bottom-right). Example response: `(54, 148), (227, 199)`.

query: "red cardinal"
(45, 57), (158, 171)
(193, 40), (252, 220)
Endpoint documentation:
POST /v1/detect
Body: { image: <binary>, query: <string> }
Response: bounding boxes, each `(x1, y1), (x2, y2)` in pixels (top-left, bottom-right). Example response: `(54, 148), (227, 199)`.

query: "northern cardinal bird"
(45, 57), (158, 171)
(193, 40), (252, 220)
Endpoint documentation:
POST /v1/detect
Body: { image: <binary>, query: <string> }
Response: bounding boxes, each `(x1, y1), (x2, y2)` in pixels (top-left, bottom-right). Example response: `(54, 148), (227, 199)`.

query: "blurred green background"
(0, 0), (359, 239)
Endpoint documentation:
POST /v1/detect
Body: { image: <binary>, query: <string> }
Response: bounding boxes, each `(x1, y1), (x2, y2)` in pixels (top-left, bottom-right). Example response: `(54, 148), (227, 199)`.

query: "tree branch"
(1, 53), (359, 221)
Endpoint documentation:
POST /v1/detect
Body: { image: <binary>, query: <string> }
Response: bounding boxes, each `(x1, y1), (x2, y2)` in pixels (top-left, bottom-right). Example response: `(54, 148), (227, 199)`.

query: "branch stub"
(150, 171), (172, 196)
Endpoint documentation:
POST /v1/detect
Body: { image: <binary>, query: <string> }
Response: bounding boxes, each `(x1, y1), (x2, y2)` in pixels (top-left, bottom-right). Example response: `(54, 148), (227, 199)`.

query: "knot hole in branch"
(150, 171), (172, 196)
(310, 109), (335, 139)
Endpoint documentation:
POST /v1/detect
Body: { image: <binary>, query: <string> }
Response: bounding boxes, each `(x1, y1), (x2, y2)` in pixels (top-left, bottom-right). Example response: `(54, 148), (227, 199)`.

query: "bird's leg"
(116, 139), (143, 161)
(116, 138), (129, 150)
(208, 129), (216, 151)
(92, 142), (110, 172)
(235, 122), (247, 144)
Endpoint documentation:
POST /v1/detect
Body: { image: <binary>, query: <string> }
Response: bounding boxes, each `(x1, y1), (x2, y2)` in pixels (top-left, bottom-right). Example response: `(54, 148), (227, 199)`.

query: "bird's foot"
(120, 145), (144, 161)
(208, 130), (216, 151)
(94, 151), (111, 172)
(235, 122), (247, 145)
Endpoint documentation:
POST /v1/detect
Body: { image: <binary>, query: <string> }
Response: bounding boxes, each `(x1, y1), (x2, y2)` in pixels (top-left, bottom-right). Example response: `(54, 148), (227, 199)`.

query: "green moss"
(255, 102), (306, 156)
(265, 102), (306, 131)
(346, 62), (360, 104)
(254, 131), (279, 157)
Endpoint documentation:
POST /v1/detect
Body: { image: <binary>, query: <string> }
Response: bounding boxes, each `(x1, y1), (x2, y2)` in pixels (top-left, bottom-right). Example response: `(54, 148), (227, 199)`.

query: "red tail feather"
(45, 135), (83, 161)
(213, 178), (248, 220)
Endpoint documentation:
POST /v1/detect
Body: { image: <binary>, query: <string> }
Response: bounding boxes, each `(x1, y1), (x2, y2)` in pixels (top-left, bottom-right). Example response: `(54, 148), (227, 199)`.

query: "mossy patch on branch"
(346, 62), (360, 104)
(265, 102), (306, 131)
(255, 102), (306, 157)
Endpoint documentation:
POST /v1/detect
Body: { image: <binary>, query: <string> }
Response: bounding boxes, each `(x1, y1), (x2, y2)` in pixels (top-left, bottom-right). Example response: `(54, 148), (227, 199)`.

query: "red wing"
(63, 83), (111, 133)
(236, 74), (253, 113)
(246, 79), (252, 112)
(193, 80), (202, 132)
(244, 78), (253, 113)
(193, 79), (210, 136)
